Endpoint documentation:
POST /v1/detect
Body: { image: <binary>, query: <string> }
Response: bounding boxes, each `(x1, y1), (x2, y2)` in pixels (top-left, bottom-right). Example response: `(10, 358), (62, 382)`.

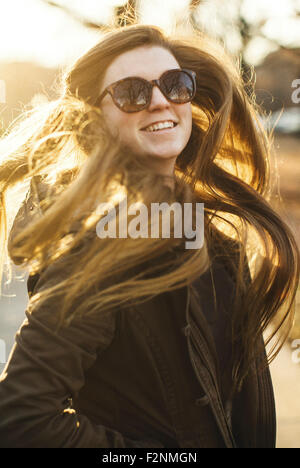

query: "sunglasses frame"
(97, 68), (197, 113)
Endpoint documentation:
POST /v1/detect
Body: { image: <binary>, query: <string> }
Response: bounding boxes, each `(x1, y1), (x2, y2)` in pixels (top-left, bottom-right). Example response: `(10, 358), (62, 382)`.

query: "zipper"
(184, 283), (237, 448)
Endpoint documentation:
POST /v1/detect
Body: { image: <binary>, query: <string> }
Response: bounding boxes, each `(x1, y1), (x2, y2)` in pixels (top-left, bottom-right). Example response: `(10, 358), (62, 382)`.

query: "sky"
(0, 0), (299, 68)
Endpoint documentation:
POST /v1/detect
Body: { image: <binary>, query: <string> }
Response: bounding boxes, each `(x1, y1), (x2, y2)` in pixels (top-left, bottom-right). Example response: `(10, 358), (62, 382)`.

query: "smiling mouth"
(141, 121), (178, 132)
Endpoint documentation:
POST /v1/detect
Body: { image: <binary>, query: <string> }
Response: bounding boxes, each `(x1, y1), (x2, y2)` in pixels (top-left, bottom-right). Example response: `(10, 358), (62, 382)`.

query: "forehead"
(101, 46), (180, 89)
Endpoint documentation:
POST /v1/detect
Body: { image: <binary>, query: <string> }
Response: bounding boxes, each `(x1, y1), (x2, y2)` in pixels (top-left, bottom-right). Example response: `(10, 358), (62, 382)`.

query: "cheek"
(117, 117), (139, 148)
(180, 105), (193, 140)
(101, 103), (131, 139)
(106, 107), (134, 133)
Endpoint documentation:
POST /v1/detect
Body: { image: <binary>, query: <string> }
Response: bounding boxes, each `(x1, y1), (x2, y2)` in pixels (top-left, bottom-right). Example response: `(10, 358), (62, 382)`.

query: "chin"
(147, 153), (179, 161)
(148, 146), (182, 160)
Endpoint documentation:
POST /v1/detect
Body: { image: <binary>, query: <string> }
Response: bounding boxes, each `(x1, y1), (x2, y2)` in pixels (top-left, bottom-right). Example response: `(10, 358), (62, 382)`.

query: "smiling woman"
(0, 24), (298, 448)
(97, 46), (194, 177)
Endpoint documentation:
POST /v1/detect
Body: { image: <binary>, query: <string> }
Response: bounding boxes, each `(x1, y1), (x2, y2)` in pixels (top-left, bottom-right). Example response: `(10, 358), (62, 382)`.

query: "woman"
(0, 24), (298, 448)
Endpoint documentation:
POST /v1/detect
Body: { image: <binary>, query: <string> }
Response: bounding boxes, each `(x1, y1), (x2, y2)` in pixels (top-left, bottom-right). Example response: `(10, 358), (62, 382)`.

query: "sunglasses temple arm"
(95, 88), (109, 106)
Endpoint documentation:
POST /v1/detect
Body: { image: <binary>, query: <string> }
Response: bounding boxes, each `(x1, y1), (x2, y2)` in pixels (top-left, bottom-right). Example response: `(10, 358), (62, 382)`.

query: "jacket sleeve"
(0, 245), (163, 448)
(8, 175), (50, 265)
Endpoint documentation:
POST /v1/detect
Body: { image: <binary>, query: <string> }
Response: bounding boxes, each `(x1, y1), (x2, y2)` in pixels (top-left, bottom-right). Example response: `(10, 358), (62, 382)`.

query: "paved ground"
(0, 270), (29, 369)
(270, 343), (300, 448)
(1, 270), (299, 448)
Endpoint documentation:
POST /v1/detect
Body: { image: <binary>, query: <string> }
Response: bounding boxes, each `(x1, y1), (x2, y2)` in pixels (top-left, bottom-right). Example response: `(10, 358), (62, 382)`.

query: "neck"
(162, 175), (175, 191)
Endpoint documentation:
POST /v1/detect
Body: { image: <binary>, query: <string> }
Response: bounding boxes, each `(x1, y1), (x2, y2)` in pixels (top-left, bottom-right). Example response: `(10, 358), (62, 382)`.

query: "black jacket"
(0, 252), (276, 448)
(0, 180), (276, 448)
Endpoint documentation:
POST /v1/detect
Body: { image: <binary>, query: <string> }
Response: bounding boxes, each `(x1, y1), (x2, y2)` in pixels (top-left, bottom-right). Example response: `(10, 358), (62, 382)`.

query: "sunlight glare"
(140, 0), (190, 33)
(0, 0), (101, 67)
(241, 0), (295, 23)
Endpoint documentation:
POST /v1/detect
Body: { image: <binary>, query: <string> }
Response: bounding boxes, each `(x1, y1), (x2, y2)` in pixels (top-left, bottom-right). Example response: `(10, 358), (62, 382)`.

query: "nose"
(147, 85), (170, 112)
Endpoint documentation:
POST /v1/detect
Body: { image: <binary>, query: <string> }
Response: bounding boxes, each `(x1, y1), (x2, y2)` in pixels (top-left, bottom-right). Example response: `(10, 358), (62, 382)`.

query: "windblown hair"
(0, 24), (298, 389)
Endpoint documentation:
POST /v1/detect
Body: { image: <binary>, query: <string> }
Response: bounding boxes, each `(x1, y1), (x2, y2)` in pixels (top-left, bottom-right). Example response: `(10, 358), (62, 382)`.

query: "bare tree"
(41, 0), (107, 30)
(40, 0), (139, 30)
(114, 0), (138, 27)
(41, 0), (300, 66)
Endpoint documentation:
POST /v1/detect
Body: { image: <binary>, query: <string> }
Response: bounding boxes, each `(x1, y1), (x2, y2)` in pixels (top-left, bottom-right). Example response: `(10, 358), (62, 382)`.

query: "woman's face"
(99, 46), (193, 177)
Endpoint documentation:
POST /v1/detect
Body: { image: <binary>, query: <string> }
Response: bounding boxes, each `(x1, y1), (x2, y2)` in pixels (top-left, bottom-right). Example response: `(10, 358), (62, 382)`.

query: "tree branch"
(40, 0), (110, 31)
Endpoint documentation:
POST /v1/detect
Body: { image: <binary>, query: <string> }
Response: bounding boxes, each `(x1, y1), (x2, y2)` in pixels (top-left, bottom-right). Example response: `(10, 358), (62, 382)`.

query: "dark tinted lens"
(161, 70), (195, 102)
(113, 78), (150, 112)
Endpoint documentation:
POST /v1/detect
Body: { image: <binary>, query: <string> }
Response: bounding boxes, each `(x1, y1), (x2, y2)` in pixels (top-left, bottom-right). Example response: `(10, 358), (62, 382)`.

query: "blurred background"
(0, 0), (299, 448)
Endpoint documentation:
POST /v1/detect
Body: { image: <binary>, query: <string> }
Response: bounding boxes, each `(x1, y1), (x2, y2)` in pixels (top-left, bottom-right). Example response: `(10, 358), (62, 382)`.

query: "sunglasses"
(97, 68), (196, 113)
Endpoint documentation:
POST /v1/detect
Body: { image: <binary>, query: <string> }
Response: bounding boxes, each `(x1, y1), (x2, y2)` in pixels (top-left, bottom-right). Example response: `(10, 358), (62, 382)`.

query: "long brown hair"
(0, 24), (299, 389)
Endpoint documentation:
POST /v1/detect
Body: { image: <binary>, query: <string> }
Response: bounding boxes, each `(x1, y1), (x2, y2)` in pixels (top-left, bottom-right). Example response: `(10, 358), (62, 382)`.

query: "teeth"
(145, 121), (175, 132)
